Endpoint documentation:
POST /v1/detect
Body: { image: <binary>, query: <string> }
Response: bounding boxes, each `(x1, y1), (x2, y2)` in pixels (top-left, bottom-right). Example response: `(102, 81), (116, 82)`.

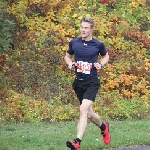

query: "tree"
(0, 1), (15, 53)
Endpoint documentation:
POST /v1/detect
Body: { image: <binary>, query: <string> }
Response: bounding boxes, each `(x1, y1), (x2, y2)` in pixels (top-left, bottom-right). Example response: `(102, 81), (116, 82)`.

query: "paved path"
(105, 145), (150, 150)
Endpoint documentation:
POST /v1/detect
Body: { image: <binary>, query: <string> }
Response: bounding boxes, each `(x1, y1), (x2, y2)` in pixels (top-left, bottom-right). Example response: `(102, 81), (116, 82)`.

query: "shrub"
(0, 0), (149, 122)
(0, 1), (15, 53)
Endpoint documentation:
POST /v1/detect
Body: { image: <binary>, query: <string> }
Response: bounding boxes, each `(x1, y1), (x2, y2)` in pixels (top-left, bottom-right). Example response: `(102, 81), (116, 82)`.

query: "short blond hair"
(80, 16), (95, 29)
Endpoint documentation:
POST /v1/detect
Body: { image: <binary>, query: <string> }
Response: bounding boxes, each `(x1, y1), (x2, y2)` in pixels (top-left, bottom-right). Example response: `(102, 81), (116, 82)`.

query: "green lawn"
(0, 120), (150, 150)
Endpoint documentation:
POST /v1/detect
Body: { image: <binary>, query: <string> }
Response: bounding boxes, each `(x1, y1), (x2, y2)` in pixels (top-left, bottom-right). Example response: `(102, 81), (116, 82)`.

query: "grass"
(0, 120), (150, 150)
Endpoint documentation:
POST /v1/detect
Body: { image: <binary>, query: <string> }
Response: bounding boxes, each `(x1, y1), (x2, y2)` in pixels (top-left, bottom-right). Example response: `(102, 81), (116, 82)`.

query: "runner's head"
(80, 16), (95, 40)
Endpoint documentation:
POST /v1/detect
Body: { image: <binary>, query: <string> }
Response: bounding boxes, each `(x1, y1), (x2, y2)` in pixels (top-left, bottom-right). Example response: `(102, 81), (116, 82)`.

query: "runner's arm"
(100, 52), (109, 67)
(94, 52), (109, 69)
(64, 52), (74, 70)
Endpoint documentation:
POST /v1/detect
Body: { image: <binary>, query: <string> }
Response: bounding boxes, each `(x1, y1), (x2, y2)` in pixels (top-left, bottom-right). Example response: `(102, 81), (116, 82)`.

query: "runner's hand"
(94, 62), (102, 70)
(68, 62), (75, 70)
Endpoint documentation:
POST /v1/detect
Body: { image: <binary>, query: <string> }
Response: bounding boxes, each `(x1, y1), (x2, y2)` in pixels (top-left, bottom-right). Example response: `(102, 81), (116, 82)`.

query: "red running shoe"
(101, 122), (111, 144)
(66, 140), (80, 150)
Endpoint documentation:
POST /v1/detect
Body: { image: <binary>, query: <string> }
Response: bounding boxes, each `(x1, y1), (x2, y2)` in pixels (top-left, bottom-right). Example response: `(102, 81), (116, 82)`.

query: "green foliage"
(0, 0), (150, 122)
(0, 90), (49, 122)
(0, 90), (78, 122)
(0, 2), (15, 53)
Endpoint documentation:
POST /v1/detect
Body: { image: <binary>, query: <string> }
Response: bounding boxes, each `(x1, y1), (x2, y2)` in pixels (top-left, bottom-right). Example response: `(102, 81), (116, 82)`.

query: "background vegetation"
(0, 0), (150, 122)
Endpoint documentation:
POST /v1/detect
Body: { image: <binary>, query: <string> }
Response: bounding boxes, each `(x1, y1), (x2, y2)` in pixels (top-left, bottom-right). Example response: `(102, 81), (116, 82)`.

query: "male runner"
(64, 16), (111, 150)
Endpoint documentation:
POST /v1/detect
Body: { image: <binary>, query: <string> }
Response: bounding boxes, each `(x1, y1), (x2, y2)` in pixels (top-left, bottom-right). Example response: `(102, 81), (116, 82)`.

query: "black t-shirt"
(67, 37), (107, 79)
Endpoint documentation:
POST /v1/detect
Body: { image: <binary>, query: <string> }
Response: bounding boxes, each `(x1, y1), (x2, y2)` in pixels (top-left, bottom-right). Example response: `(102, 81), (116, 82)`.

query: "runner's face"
(80, 22), (93, 40)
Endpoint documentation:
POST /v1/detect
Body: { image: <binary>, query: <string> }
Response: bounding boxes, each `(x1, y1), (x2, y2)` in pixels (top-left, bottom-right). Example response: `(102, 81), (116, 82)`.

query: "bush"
(0, 1), (15, 53)
(0, 0), (149, 122)
(0, 90), (78, 122)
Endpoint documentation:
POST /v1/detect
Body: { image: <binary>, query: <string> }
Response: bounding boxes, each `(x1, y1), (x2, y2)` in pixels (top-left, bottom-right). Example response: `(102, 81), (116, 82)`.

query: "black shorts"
(72, 76), (100, 104)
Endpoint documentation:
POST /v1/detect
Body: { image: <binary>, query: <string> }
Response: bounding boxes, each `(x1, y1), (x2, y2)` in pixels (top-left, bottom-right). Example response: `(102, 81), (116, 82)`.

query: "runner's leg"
(77, 99), (93, 140)
(87, 105), (102, 127)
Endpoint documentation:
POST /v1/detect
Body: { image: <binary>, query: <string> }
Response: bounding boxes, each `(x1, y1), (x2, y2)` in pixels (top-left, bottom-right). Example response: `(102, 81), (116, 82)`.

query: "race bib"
(76, 61), (92, 74)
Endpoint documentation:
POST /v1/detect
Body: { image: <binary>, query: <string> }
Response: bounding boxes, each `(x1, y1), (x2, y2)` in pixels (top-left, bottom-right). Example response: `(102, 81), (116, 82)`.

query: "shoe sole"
(66, 141), (76, 150)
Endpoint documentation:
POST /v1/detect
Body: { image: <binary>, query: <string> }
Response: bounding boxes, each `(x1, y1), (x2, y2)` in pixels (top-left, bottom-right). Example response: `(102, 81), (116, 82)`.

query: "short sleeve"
(99, 42), (107, 56)
(67, 40), (74, 55)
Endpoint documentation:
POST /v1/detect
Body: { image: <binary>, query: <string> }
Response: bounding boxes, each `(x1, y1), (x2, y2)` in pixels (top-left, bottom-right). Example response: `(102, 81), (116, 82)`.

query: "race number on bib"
(76, 61), (92, 74)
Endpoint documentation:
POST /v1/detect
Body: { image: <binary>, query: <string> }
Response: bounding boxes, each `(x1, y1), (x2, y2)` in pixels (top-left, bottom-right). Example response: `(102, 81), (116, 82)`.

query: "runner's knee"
(79, 106), (88, 117)
(87, 112), (94, 120)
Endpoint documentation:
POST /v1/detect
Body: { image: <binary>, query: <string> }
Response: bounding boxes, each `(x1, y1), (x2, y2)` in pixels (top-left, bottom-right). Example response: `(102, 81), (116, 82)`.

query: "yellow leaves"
(108, 14), (118, 22)
(121, 89), (134, 99)
(119, 20), (130, 28)
(119, 74), (138, 86)
(106, 79), (119, 89)
(103, 71), (149, 100)
(57, 4), (72, 16)
(3, 65), (10, 73)
(46, 11), (55, 21)
(144, 58), (150, 70)
(15, 61), (20, 67)
(78, 16), (83, 20)
(129, 1), (139, 8)
(2, 90), (49, 122)
(103, 70), (119, 90)
(111, 37), (124, 49)
(108, 72), (117, 79)
(128, 0), (146, 9)
(145, 30), (150, 38)
(143, 101), (150, 109)
(27, 17), (51, 34)
(6, 0), (28, 23)
(72, 13), (78, 18)
(137, 0), (146, 6)
(61, 45), (68, 51)
(67, 28), (76, 36)
(72, 13), (90, 19)
(30, 0), (51, 5)
(136, 78), (149, 90)
(1, 0), (150, 123)
(65, 5), (72, 13)
(53, 105), (78, 120)
(32, 0), (42, 4)
(37, 61), (41, 65)
(84, 14), (91, 17)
